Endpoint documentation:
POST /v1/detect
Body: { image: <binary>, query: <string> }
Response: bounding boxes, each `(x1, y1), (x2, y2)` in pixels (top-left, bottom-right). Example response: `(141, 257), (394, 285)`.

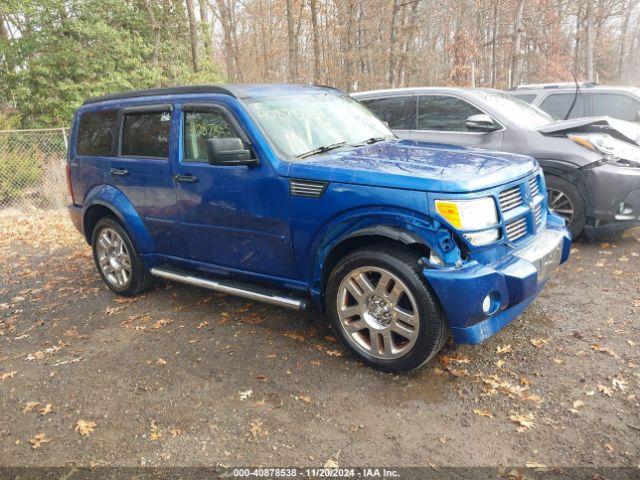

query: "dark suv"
(353, 87), (640, 238)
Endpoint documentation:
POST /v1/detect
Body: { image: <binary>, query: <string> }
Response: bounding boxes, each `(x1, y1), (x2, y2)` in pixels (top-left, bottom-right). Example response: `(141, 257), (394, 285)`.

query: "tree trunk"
(585, 0), (594, 81)
(510, 0), (525, 88)
(388, 0), (401, 87)
(310, 0), (321, 83)
(144, 0), (160, 67)
(185, 0), (199, 72)
(286, 0), (298, 82)
(198, 0), (213, 62)
(491, 0), (497, 87)
(618, 0), (636, 80)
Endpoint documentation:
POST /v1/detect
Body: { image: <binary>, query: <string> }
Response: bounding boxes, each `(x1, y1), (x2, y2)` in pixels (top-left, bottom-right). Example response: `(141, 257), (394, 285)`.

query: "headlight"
(569, 133), (640, 166)
(435, 197), (500, 246)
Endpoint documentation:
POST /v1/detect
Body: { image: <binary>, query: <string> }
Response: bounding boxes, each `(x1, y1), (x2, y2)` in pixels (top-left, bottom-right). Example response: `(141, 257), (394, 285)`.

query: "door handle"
(173, 174), (199, 183)
(110, 168), (129, 176)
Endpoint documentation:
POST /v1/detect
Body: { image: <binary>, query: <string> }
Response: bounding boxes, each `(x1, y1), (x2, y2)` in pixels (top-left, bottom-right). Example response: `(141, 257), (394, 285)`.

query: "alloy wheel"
(336, 266), (420, 360)
(547, 187), (575, 224)
(95, 227), (132, 288)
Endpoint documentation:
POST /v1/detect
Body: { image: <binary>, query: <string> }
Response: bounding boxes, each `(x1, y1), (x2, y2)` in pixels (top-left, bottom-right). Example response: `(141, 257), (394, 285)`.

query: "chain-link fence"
(0, 128), (69, 211)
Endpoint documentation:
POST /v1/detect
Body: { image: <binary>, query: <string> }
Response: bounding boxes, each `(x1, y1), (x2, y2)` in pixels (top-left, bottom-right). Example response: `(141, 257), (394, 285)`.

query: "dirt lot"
(1, 212), (639, 472)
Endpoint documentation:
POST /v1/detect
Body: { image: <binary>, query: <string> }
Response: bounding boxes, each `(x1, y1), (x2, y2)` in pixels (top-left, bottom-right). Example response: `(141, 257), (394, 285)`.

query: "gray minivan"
(352, 87), (640, 238)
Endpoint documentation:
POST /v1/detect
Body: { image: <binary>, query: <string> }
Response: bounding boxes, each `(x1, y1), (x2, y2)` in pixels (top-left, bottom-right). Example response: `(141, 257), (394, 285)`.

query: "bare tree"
(185, 0), (199, 72)
(585, 0), (595, 81)
(286, 0), (298, 82)
(143, 0), (160, 67)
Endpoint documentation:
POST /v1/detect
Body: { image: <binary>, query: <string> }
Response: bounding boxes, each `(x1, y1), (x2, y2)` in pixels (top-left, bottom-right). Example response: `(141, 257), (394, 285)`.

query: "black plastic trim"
(83, 85), (235, 105)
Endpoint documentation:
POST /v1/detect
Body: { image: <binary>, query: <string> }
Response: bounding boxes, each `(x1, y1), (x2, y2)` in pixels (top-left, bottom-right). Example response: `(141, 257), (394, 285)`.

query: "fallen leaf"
(75, 420), (96, 436)
(530, 338), (547, 348)
(324, 458), (339, 469)
(509, 412), (535, 431)
(23, 402), (39, 413)
(40, 404), (53, 416)
(497, 345), (512, 355)
(284, 331), (306, 342)
(248, 420), (268, 439)
(156, 358), (167, 365)
(0, 371), (17, 381)
(597, 384), (613, 397)
(295, 395), (312, 404)
(612, 377), (627, 391)
(197, 321), (209, 329)
(152, 318), (172, 329)
(473, 409), (494, 418)
(495, 359), (506, 368)
(170, 427), (182, 437)
(149, 420), (162, 441)
(325, 349), (342, 357)
(29, 433), (52, 449)
(591, 344), (618, 357)
(239, 389), (253, 400)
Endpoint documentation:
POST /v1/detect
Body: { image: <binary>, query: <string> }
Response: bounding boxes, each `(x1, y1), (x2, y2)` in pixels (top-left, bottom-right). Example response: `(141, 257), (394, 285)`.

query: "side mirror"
(465, 114), (501, 132)
(206, 138), (256, 166)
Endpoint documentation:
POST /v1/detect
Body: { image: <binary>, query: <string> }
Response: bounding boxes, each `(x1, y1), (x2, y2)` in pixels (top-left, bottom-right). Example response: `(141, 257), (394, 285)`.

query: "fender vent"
(289, 179), (328, 198)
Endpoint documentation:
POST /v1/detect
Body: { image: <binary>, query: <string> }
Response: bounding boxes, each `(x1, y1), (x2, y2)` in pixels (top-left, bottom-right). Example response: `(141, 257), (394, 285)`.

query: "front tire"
(546, 175), (586, 239)
(325, 245), (448, 372)
(91, 217), (153, 296)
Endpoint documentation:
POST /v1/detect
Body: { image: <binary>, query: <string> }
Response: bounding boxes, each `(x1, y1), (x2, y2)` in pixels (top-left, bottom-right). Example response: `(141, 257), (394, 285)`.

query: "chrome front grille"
(529, 176), (540, 197)
(498, 186), (523, 212)
(534, 203), (543, 225)
(505, 216), (527, 242)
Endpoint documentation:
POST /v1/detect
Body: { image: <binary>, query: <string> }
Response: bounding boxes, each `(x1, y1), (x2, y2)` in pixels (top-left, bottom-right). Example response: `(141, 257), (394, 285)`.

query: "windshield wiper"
(297, 142), (347, 159)
(351, 136), (390, 146)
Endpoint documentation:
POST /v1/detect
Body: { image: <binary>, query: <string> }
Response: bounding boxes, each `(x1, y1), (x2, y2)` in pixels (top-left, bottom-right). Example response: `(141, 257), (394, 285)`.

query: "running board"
(149, 267), (308, 311)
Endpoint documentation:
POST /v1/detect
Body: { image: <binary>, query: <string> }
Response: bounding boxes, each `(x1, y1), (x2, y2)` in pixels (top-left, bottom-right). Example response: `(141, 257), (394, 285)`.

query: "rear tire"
(546, 175), (586, 239)
(326, 244), (448, 372)
(91, 217), (153, 296)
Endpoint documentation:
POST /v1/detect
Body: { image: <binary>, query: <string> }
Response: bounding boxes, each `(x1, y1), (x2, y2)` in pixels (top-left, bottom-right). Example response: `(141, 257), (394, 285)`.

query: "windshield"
(243, 92), (394, 158)
(471, 90), (555, 128)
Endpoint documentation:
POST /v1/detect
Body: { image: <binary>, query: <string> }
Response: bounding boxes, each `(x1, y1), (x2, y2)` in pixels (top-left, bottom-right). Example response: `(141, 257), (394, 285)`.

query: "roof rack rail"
(510, 82), (597, 91)
(83, 85), (235, 105)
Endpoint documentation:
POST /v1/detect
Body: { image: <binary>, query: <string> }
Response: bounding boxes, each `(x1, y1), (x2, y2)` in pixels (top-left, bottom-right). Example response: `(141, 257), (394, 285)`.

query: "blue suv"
(67, 84), (571, 372)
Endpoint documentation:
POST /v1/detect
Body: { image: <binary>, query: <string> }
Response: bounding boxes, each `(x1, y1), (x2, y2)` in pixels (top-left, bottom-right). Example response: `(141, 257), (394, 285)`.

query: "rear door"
(171, 102), (297, 279)
(411, 94), (504, 150)
(113, 105), (179, 255)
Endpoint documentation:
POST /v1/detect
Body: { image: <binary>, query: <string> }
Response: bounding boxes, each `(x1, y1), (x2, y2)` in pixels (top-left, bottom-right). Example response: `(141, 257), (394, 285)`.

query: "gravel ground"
(0, 212), (639, 472)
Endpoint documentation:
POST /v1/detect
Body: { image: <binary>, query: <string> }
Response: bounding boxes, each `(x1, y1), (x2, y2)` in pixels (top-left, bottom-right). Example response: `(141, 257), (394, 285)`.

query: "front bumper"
(584, 163), (640, 237)
(423, 224), (571, 344)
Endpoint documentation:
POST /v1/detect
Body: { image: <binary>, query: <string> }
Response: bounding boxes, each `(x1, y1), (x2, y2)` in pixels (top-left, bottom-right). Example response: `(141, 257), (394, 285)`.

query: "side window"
(184, 110), (238, 162)
(511, 94), (536, 104)
(591, 93), (640, 121)
(77, 110), (117, 156)
(417, 95), (483, 131)
(540, 93), (586, 119)
(360, 97), (415, 130)
(121, 110), (171, 158)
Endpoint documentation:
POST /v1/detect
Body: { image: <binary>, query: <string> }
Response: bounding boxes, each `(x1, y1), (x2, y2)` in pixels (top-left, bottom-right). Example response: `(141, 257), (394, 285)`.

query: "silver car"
(352, 87), (640, 238)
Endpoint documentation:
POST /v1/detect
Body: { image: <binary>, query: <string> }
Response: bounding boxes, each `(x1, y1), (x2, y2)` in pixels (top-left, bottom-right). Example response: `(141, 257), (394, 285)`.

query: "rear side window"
(360, 97), (415, 130)
(417, 95), (483, 131)
(591, 93), (640, 121)
(77, 110), (117, 156)
(184, 110), (238, 161)
(511, 94), (536, 104)
(121, 111), (171, 158)
(540, 93), (586, 119)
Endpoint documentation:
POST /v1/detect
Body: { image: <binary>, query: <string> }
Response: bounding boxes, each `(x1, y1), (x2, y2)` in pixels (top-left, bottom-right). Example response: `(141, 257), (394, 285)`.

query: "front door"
(172, 102), (297, 279)
(411, 95), (504, 151)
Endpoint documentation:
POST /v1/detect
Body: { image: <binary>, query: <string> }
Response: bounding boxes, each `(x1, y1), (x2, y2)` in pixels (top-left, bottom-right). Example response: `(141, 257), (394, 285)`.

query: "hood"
(539, 116), (640, 145)
(287, 140), (537, 193)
